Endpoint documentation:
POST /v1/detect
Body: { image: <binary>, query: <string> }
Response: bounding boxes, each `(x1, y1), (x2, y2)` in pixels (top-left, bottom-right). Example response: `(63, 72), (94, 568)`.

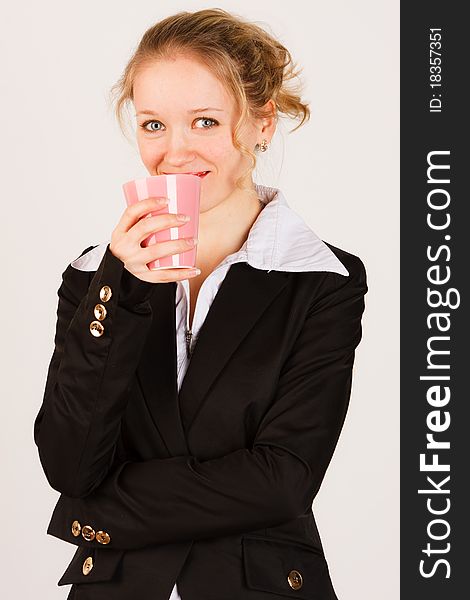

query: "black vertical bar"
(401, 3), (468, 598)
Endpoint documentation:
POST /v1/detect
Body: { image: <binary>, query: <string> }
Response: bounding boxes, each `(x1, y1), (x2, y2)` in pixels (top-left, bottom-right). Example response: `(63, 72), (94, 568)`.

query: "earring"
(259, 139), (268, 152)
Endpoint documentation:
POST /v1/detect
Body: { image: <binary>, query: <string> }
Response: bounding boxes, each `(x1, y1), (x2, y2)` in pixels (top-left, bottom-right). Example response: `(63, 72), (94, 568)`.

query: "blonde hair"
(109, 8), (310, 189)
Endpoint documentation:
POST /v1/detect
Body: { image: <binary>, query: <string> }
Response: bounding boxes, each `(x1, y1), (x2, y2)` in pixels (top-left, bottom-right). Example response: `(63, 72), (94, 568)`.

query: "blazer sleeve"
(34, 244), (156, 497)
(46, 254), (368, 550)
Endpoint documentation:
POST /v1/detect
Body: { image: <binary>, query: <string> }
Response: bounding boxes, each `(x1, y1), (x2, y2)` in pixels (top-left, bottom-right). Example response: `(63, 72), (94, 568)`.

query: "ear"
(256, 99), (277, 143)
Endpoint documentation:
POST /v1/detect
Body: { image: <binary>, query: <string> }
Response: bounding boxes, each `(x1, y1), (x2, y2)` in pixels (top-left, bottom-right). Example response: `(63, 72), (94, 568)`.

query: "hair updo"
(109, 8), (310, 186)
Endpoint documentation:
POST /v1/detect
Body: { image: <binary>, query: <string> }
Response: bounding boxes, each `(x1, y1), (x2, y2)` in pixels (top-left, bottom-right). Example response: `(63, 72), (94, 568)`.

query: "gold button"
(287, 569), (303, 590)
(96, 530), (111, 545)
(71, 520), (81, 537)
(89, 321), (104, 337)
(82, 525), (96, 542)
(99, 285), (112, 302)
(82, 556), (93, 576)
(94, 304), (107, 320)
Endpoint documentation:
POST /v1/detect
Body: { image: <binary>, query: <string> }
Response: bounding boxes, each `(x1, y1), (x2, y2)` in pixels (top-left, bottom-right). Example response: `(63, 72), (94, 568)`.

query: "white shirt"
(71, 183), (349, 600)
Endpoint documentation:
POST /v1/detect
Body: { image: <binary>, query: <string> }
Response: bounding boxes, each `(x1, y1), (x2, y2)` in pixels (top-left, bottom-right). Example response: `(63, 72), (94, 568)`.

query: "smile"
(163, 171), (210, 178)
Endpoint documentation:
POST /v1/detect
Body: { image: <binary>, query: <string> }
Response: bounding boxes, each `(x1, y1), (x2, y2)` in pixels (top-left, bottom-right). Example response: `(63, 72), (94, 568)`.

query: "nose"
(162, 129), (197, 168)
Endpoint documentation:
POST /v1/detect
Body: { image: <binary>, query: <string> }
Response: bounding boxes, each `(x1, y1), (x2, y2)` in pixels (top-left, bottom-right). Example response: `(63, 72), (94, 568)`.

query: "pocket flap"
(242, 536), (336, 599)
(58, 546), (124, 586)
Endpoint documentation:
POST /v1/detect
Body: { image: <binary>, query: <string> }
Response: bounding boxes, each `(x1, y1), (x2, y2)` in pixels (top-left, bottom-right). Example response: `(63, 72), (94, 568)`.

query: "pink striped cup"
(122, 174), (200, 270)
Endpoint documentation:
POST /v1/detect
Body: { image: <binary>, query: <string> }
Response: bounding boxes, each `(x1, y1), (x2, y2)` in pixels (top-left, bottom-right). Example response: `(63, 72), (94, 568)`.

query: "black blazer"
(34, 242), (367, 600)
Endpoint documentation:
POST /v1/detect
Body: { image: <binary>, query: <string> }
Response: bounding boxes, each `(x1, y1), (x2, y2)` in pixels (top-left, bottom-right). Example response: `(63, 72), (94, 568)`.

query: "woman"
(34, 8), (367, 600)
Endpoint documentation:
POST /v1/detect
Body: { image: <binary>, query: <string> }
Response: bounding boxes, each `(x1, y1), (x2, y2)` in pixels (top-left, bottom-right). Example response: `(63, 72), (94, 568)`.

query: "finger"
(147, 267), (201, 283)
(140, 237), (198, 262)
(130, 212), (191, 245)
(115, 197), (169, 234)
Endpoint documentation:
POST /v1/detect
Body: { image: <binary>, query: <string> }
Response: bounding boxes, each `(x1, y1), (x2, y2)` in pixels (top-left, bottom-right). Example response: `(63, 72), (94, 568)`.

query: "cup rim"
(123, 173), (201, 188)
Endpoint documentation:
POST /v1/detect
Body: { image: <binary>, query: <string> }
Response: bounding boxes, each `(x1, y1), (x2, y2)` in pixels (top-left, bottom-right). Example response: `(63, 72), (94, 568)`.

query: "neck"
(197, 185), (264, 264)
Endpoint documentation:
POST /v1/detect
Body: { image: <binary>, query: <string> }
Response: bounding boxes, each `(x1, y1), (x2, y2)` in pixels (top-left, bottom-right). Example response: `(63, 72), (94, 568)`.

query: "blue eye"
(195, 117), (218, 129)
(141, 120), (164, 132)
(140, 117), (219, 133)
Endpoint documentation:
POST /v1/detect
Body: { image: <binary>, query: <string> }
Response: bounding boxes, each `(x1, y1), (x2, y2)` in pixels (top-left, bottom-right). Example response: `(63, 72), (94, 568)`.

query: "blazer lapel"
(136, 282), (189, 457)
(179, 263), (290, 435)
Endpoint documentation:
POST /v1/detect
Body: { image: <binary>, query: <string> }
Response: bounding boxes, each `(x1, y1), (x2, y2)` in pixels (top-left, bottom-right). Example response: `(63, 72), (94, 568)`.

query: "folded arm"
(47, 255), (368, 549)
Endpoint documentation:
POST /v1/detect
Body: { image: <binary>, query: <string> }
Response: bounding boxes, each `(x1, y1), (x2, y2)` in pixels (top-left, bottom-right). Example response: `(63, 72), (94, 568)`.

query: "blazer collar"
(70, 184), (348, 277)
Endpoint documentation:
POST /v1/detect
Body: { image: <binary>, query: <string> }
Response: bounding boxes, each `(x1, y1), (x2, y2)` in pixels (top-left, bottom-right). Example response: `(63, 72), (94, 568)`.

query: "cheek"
(136, 137), (148, 158)
(205, 138), (245, 167)
(138, 140), (163, 165)
(206, 128), (241, 159)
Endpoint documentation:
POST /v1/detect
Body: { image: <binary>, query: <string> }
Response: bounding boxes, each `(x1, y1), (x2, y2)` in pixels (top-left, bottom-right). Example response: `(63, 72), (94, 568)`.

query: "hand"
(109, 197), (200, 283)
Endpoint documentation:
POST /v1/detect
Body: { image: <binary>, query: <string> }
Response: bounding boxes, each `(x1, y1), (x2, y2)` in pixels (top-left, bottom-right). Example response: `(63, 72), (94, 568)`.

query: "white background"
(0, 1), (399, 598)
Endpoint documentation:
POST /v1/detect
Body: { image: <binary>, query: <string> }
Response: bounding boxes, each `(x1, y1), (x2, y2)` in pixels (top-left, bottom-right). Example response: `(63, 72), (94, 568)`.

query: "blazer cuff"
(91, 244), (156, 311)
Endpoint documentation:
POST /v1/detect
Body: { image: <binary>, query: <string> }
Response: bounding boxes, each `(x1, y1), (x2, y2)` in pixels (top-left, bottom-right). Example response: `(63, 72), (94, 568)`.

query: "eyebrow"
(135, 107), (225, 116)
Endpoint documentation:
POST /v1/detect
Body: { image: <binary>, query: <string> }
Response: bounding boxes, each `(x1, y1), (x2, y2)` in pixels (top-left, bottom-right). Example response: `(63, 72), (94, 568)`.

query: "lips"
(163, 171), (210, 178)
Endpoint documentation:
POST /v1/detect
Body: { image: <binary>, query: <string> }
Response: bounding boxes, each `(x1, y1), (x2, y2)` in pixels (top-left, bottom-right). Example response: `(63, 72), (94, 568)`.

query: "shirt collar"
(70, 184), (348, 276)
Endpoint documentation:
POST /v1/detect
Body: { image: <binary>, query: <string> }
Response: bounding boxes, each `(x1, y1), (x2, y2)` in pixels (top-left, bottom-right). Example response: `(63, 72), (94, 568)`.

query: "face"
(133, 55), (263, 213)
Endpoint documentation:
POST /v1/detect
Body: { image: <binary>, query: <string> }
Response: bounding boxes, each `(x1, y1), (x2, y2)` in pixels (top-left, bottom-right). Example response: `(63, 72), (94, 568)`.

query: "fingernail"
(177, 214), (190, 222)
(185, 237), (198, 246)
(157, 197), (169, 204)
(191, 268), (201, 275)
